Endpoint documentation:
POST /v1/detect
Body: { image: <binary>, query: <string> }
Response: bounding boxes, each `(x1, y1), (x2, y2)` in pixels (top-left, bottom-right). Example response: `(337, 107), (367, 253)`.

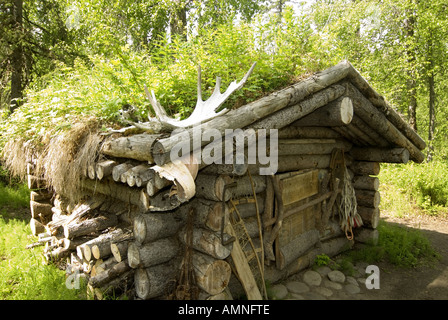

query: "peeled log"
(64, 214), (118, 239)
(355, 189), (381, 209)
(192, 251), (231, 295)
(351, 147), (410, 164)
(293, 96), (353, 127)
(101, 133), (158, 162)
(135, 261), (178, 300)
(127, 238), (179, 269)
(134, 213), (184, 244)
(96, 160), (117, 180)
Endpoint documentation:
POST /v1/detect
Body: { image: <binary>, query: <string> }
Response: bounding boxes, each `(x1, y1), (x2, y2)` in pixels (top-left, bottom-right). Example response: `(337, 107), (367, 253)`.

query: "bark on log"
(277, 139), (352, 156)
(63, 236), (95, 250)
(355, 189), (381, 209)
(112, 163), (134, 182)
(351, 161), (380, 176)
(134, 212), (184, 244)
(192, 251), (231, 295)
(195, 174), (266, 202)
(91, 269), (134, 300)
(134, 261), (178, 300)
(346, 62), (426, 151)
(126, 164), (152, 187)
(64, 214), (118, 239)
(89, 260), (131, 288)
(179, 227), (233, 260)
(357, 206), (380, 229)
(346, 82), (425, 163)
(351, 147), (410, 164)
(230, 196), (265, 220)
(354, 228), (379, 245)
(82, 178), (150, 211)
(279, 126), (342, 139)
(293, 96), (353, 127)
(353, 175), (379, 191)
(152, 60), (354, 166)
(101, 133), (158, 162)
(350, 116), (390, 147)
(128, 237), (179, 269)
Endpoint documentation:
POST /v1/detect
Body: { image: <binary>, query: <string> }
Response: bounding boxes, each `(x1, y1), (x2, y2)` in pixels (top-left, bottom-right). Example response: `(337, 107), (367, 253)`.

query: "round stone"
(323, 278), (343, 290)
(270, 284), (288, 300)
(302, 291), (327, 300)
(346, 276), (359, 286)
(286, 281), (310, 294)
(328, 270), (346, 283)
(316, 266), (332, 277)
(313, 286), (333, 297)
(303, 270), (322, 286)
(345, 283), (361, 294)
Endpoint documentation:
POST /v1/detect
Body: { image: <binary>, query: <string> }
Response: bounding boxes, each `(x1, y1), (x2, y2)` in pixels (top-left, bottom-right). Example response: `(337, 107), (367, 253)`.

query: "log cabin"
(24, 60), (426, 300)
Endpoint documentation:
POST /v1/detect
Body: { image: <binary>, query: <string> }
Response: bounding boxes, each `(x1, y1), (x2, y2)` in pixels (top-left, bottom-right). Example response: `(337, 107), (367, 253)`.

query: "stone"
(303, 270), (322, 286)
(290, 293), (305, 300)
(345, 283), (361, 294)
(328, 270), (346, 283)
(323, 278), (343, 290)
(270, 284), (288, 300)
(302, 291), (327, 300)
(313, 286), (333, 297)
(316, 266), (332, 277)
(286, 281), (310, 294)
(346, 276), (359, 286)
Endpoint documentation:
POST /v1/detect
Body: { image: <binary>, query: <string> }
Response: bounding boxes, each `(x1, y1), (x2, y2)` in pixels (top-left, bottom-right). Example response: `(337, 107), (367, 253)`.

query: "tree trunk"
(96, 160), (117, 180)
(346, 82), (424, 163)
(357, 206), (380, 229)
(179, 227), (233, 260)
(277, 139), (352, 156)
(151, 60), (354, 166)
(353, 175), (379, 191)
(350, 147), (410, 164)
(134, 261), (178, 299)
(89, 260), (131, 288)
(133, 212), (184, 244)
(192, 251), (231, 295)
(350, 161), (380, 176)
(64, 214), (118, 239)
(101, 133), (158, 162)
(9, 0), (23, 113)
(355, 189), (381, 209)
(293, 96), (353, 127)
(127, 237), (179, 269)
(82, 178), (150, 211)
(427, 65), (436, 161)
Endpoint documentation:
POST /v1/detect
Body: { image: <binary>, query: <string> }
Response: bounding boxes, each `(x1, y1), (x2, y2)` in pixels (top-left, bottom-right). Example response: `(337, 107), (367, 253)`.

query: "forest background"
(1, 0), (448, 215)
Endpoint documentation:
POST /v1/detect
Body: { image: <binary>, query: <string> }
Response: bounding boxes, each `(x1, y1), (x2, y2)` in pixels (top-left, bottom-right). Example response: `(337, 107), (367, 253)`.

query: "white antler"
(145, 62), (256, 130)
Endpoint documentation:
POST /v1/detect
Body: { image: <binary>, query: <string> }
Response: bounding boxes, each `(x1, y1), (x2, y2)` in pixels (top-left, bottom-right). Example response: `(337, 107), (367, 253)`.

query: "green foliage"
(347, 221), (440, 268)
(314, 254), (332, 267)
(1, 7), (333, 148)
(379, 162), (448, 215)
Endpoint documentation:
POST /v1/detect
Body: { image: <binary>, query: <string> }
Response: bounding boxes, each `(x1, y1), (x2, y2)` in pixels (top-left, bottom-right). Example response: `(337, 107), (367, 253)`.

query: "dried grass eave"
(2, 120), (105, 205)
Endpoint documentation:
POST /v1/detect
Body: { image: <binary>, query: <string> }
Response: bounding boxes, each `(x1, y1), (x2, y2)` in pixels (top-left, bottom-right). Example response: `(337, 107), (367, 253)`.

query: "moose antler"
(144, 62), (256, 130)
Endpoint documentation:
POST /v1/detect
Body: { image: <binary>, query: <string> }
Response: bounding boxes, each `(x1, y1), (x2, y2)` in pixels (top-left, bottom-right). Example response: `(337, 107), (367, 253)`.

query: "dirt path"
(358, 213), (448, 300)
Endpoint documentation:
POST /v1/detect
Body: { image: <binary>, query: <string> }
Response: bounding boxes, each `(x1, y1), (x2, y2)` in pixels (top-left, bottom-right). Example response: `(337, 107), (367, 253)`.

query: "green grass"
(0, 180), (86, 300)
(346, 221), (441, 269)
